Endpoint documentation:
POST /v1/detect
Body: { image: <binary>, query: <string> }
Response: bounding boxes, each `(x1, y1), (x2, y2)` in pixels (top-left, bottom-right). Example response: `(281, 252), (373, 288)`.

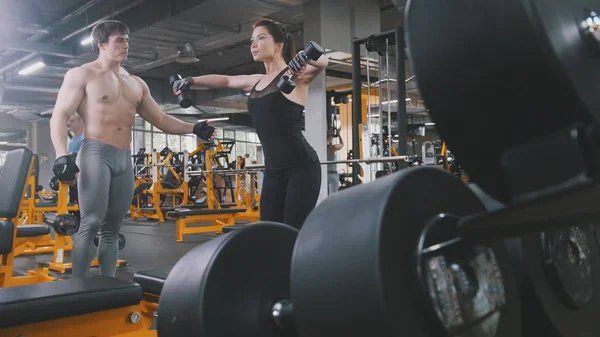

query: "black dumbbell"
(169, 74), (193, 108)
(277, 41), (324, 94)
(49, 176), (60, 191)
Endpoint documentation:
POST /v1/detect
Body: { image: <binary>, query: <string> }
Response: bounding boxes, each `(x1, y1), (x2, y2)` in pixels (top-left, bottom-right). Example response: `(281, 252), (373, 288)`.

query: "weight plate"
(291, 167), (521, 337)
(471, 185), (600, 337)
(49, 176), (59, 191)
(157, 222), (298, 337)
(52, 213), (78, 236)
(417, 214), (507, 337)
(541, 226), (593, 309)
(405, 0), (600, 203)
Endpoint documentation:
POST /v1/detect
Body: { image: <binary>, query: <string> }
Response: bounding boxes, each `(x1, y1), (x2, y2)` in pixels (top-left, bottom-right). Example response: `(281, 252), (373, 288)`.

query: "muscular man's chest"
(87, 75), (143, 106)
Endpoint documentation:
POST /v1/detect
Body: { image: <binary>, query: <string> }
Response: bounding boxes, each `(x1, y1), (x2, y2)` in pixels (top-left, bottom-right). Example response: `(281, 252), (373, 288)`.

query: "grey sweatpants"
(72, 139), (134, 278)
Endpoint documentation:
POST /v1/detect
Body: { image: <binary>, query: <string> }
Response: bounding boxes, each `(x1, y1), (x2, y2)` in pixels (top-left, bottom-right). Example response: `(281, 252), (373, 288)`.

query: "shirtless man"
(49, 20), (216, 278)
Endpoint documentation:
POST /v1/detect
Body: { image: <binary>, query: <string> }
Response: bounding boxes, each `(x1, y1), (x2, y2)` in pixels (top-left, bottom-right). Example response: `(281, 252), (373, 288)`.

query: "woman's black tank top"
(247, 68), (319, 174)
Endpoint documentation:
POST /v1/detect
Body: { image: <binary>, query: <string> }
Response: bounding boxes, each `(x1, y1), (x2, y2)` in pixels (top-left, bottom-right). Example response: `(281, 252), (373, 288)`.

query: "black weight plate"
(49, 176), (59, 191)
(405, 0), (600, 204)
(291, 167), (521, 337)
(471, 185), (600, 337)
(53, 213), (78, 236)
(157, 222), (298, 337)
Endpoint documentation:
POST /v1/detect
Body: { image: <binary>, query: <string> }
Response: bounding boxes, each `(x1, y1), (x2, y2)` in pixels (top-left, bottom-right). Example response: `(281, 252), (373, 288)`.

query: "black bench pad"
(0, 220), (14, 254)
(133, 267), (172, 296)
(34, 202), (77, 208)
(0, 276), (143, 329)
(167, 207), (247, 217)
(16, 224), (51, 238)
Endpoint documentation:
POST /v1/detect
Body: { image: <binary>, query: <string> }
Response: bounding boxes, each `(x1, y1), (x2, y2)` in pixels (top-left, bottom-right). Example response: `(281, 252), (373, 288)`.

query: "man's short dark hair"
(91, 20), (130, 54)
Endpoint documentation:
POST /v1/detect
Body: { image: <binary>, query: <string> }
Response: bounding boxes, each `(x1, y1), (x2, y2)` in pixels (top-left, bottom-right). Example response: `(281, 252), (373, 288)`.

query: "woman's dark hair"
(91, 20), (130, 55)
(252, 18), (296, 64)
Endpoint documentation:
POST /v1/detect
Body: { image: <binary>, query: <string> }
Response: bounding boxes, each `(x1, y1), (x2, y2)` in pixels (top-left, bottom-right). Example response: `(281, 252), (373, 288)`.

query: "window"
(182, 136), (197, 152)
(153, 133), (167, 152)
(246, 143), (257, 163)
(144, 132), (153, 153)
(235, 131), (246, 142)
(235, 142), (245, 160)
(224, 130), (235, 140)
(167, 134), (180, 152)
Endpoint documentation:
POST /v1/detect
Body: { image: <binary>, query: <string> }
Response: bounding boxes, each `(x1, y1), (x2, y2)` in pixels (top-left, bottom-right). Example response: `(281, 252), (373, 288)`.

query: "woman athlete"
(173, 18), (329, 229)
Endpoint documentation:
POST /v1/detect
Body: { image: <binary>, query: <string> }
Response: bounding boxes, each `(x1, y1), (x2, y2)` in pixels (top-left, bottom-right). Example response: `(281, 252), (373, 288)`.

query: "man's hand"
(172, 76), (193, 96)
(193, 121), (217, 141)
(53, 154), (79, 184)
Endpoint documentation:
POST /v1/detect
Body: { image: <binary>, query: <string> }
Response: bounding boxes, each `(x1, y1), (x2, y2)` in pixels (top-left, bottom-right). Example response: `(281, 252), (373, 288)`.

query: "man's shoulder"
(64, 64), (94, 84)
(128, 74), (149, 90)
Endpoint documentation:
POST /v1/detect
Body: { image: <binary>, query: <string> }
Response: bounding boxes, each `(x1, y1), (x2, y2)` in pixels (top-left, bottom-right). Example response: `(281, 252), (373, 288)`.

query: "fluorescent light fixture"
(18, 61), (45, 75)
(405, 98), (411, 101)
(425, 123), (436, 126)
(81, 35), (93, 45)
(198, 117), (230, 123)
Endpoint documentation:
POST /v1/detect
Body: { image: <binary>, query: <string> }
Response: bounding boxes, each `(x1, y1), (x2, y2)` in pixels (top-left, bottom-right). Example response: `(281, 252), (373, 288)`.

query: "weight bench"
(133, 267), (172, 297)
(0, 276), (156, 336)
(16, 224), (51, 238)
(167, 207), (247, 242)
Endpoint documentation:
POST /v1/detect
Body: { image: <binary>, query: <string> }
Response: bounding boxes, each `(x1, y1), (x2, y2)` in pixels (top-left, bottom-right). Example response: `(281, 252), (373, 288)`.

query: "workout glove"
(53, 153), (79, 182)
(172, 76), (193, 94)
(193, 121), (216, 141)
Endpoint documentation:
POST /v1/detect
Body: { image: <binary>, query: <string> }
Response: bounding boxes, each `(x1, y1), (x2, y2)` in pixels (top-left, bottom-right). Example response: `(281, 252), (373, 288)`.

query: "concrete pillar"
(303, 0), (380, 202)
(30, 120), (55, 190)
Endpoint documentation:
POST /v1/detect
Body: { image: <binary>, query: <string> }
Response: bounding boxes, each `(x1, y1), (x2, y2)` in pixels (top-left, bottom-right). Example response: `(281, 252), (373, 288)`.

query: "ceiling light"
(198, 117), (229, 123)
(18, 61), (45, 75)
(81, 35), (93, 45)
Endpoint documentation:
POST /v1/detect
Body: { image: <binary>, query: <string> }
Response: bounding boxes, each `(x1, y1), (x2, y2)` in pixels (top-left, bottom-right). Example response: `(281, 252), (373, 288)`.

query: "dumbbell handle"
(271, 299), (295, 331)
(459, 181), (598, 242)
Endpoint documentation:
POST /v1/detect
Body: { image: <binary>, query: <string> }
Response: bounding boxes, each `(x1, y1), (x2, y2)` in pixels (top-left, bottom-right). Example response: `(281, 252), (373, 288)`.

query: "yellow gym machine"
(130, 147), (191, 222)
(167, 141), (249, 242)
(233, 156), (261, 222)
(15, 155), (76, 257)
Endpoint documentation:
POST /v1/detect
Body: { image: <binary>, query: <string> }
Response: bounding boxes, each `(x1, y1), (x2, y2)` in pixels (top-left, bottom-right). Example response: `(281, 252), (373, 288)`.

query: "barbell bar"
(186, 156), (410, 176)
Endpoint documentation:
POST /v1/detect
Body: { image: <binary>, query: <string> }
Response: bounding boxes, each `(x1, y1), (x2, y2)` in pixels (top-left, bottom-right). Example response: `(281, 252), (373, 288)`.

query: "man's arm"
(136, 78), (197, 135)
(50, 67), (86, 158)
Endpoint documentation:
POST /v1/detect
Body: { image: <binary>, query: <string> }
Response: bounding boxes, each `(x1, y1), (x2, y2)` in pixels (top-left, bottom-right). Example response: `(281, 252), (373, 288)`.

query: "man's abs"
(78, 66), (143, 150)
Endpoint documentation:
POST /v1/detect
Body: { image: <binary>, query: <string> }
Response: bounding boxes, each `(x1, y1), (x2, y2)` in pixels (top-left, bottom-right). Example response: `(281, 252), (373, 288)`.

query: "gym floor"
(13, 217), (222, 281)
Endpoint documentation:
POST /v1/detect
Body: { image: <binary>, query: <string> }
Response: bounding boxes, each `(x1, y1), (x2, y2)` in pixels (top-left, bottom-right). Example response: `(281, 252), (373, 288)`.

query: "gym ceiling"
(0, 0), (423, 135)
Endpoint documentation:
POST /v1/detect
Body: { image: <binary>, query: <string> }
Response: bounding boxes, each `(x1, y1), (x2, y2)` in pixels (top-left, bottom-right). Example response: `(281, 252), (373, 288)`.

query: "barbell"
(186, 156), (410, 176)
(157, 165), (600, 337)
(156, 168), (523, 337)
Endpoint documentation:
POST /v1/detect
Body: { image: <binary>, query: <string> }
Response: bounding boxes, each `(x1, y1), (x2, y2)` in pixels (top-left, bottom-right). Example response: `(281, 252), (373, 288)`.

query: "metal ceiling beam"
(1, 0), (101, 57)
(0, 38), (76, 58)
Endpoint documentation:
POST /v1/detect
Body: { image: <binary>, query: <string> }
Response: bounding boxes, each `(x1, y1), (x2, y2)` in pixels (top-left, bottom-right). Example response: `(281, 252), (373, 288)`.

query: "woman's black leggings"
(260, 161), (322, 230)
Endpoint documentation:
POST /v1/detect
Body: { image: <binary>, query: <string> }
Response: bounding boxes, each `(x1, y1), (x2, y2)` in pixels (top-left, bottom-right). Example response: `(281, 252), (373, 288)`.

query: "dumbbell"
(94, 233), (126, 250)
(49, 176), (60, 191)
(277, 41), (324, 94)
(169, 74), (193, 108)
